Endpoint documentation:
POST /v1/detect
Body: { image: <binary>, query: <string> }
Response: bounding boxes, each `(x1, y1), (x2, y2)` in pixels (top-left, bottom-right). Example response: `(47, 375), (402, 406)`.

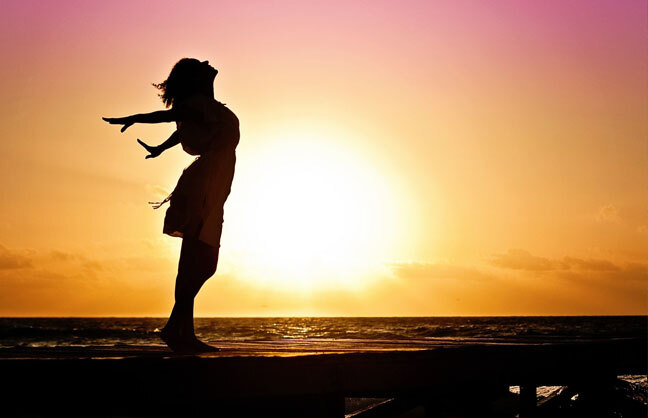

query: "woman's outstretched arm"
(103, 108), (186, 132)
(137, 131), (181, 159)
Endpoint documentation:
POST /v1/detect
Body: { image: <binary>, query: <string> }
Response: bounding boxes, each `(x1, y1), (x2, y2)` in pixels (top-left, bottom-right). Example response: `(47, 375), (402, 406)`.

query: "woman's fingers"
(120, 122), (133, 133)
(137, 138), (150, 150)
(138, 139), (160, 159)
(102, 117), (132, 132)
(102, 116), (126, 124)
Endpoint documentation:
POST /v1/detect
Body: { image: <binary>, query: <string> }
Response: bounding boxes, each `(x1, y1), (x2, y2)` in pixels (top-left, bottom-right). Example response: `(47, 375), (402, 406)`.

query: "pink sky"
(0, 0), (645, 316)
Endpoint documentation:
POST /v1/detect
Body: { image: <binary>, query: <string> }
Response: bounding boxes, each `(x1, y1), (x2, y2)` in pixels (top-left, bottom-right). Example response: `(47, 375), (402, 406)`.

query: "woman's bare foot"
(187, 337), (220, 353)
(159, 327), (190, 352)
(160, 327), (219, 353)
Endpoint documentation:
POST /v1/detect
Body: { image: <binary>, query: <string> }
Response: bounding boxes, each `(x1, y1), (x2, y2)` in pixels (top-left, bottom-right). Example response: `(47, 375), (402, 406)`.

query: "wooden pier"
(1, 338), (646, 417)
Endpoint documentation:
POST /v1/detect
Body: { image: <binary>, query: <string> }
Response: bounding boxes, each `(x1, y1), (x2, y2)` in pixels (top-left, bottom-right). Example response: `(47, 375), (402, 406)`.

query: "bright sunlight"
(222, 133), (406, 292)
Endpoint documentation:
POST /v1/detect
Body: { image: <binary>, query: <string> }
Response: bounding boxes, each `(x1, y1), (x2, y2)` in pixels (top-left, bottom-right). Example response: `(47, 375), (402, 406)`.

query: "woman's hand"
(137, 139), (163, 159)
(102, 116), (134, 133)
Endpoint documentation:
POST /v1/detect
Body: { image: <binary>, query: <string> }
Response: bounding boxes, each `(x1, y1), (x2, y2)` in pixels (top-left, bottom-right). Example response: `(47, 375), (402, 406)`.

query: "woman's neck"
(203, 79), (215, 100)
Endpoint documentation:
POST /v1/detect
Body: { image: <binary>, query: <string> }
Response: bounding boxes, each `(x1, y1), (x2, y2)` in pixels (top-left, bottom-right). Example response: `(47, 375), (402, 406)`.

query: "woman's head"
(153, 58), (218, 108)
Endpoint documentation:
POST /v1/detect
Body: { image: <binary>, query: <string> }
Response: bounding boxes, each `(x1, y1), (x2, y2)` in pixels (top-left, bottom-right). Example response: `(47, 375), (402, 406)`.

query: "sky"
(0, 0), (646, 316)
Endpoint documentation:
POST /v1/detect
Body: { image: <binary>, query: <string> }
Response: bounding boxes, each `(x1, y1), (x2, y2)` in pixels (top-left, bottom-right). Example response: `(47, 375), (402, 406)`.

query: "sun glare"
(222, 133), (405, 291)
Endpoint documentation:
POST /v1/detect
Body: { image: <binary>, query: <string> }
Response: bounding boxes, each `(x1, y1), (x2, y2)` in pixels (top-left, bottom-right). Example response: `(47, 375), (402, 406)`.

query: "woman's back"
(176, 95), (239, 156)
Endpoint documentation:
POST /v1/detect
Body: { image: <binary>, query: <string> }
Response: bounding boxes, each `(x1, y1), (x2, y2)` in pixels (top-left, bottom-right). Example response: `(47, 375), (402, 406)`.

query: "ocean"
(1, 316), (645, 348)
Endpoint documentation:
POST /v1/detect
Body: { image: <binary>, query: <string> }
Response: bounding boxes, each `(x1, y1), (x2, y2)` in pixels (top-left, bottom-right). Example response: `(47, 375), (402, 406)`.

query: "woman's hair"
(153, 58), (206, 108)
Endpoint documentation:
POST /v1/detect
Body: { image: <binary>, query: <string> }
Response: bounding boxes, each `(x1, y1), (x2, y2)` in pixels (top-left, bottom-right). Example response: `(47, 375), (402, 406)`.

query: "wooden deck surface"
(1, 338), (645, 417)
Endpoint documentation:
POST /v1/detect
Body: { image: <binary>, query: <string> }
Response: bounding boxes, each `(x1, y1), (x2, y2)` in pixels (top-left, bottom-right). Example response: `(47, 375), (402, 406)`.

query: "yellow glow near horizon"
(1, 1), (646, 317)
(223, 132), (404, 292)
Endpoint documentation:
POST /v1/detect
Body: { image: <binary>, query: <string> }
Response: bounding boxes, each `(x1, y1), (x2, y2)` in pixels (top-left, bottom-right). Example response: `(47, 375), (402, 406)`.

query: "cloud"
(597, 204), (620, 223)
(595, 204), (648, 234)
(490, 249), (562, 271)
(0, 245), (111, 289)
(119, 256), (175, 272)
(0, 244), (33, 269)
(490, 249), (627, 272)
(388, 261), (491, 281)
(82, 260), (103, 272)
(490, 249), (646, 281)
(625, 263), (648, 276)
(47, 250), (105, 274)
(0, 244), (173, 286)
(49, 250), (82, 262)
(562, 257), (619, 272)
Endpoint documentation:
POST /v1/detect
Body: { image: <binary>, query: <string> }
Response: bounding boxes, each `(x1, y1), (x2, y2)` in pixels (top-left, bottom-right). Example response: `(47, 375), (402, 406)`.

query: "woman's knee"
(175, 237), (218, 298)
(200, 242), (220, 277)
(175, 273), (209, 301)
(203, 262), (217, 279)
(176, 255), (216, 284)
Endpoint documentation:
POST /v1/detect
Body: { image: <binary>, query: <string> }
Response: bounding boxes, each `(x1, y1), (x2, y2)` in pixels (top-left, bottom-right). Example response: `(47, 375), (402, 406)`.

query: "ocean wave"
(0, 316), (645, 348)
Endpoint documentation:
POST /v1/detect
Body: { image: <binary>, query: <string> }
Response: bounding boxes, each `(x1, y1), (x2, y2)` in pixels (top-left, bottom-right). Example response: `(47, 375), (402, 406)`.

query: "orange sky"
(0, 0), (646, 316)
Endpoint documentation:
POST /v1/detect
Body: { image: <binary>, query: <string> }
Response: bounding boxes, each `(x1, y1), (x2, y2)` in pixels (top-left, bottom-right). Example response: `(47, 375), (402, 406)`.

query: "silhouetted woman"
(103, 58), (239, 353)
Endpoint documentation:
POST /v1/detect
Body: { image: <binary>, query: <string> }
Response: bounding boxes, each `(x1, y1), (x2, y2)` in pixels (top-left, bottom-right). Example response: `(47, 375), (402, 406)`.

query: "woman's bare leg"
(161, 236), (219, 351)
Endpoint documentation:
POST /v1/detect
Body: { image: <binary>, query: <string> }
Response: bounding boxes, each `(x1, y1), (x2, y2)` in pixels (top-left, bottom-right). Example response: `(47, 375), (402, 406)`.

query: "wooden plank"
(0, 339), (645, 416)
(519, 384), (537, 418)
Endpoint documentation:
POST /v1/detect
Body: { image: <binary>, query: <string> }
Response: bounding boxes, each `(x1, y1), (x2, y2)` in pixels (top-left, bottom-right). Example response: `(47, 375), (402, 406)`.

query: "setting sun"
(223, 132), (405, 291)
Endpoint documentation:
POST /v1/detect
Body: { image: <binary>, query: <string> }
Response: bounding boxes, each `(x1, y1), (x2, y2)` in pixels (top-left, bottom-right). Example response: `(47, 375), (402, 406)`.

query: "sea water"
(0, 316), (645, 348)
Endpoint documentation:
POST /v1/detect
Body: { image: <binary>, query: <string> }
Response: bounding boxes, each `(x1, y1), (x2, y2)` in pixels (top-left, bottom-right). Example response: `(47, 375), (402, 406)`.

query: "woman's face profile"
(201, 60), (218, 80)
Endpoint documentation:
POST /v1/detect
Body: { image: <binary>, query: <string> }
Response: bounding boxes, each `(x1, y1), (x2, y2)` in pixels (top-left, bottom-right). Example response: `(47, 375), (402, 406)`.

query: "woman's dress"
(158, 95), (239, 248)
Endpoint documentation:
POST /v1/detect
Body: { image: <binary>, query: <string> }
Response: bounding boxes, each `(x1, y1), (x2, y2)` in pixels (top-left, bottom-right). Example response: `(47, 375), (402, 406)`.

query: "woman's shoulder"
(176, 94), (210, 109)
(176, 96), (234, 125)
(175, 95), (220, 124)
(173, 95), (200, 120)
